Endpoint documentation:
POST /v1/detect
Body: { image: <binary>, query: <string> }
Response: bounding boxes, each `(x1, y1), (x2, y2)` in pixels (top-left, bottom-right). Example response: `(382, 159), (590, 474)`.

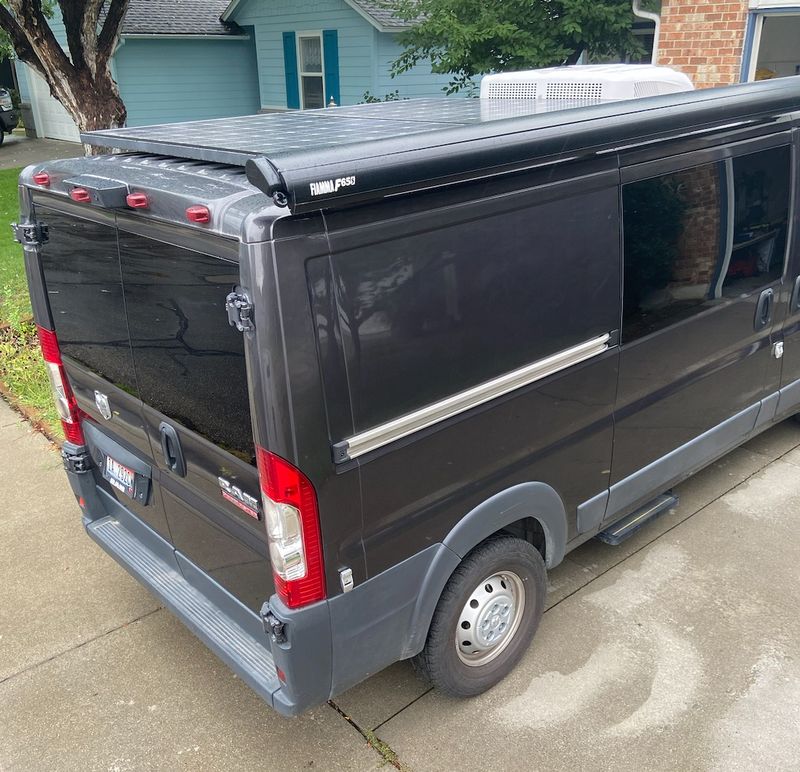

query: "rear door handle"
(754, 288), (774, 332)
(159, 422), (187, 477)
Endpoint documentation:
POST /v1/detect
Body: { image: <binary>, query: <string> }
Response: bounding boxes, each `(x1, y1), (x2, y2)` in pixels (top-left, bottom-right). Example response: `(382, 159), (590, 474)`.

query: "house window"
(298, 34), (325, 109)
(746, 12), (800, 81)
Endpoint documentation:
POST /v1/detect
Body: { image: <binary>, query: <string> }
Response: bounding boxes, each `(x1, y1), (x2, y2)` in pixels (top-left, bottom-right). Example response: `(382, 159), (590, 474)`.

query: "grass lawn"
(0, 166), (60, 437)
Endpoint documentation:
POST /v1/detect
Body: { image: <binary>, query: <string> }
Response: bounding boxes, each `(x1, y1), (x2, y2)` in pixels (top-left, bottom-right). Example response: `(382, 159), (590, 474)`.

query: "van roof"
(85, 78), (800, 214)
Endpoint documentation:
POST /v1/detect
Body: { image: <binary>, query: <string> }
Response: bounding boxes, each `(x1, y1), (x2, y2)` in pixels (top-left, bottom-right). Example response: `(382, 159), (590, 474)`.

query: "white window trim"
(749, 1), (800, 8)
(296, 31), (326, 110)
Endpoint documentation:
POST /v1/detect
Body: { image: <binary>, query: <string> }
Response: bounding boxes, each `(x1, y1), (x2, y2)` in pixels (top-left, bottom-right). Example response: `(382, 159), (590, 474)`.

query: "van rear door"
(36, 202), (173, 540)
(36, 196), (272, 612)
(115, 222), (271, 612)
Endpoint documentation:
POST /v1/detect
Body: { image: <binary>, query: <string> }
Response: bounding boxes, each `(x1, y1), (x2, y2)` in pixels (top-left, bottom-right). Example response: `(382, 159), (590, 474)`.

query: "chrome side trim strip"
(339, 333), (612, 461)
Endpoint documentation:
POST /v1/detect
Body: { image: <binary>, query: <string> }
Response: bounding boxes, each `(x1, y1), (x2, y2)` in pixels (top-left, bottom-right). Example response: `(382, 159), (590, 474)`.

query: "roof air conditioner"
(480, 64), (694, 102)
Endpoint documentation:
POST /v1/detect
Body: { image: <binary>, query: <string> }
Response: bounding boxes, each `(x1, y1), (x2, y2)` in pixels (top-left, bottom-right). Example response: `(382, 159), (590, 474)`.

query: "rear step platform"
(85, 492), (280, 707)
(596, 492), (679, 546)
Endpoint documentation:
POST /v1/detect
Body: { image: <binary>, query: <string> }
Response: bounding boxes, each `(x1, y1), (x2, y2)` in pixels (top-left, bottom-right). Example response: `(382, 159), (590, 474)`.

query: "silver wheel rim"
(455, 571), (525, 667)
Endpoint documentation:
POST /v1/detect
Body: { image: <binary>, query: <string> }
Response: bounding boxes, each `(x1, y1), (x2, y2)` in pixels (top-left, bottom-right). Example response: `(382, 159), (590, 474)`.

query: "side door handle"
(159, 422), (187, 477)
(754, 288), (774, 332)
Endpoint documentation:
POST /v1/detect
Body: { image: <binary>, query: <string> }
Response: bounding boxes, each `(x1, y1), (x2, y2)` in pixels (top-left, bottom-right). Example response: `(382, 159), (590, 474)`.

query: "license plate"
(103, 455), (136, 498)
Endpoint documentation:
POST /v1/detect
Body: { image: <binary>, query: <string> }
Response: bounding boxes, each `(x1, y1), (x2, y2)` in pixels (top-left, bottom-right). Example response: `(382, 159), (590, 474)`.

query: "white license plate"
(104, 455), (135, 497)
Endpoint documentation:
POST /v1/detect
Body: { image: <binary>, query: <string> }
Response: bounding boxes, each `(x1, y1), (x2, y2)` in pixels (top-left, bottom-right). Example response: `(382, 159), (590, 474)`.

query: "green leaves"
(391, 0), (643, 92)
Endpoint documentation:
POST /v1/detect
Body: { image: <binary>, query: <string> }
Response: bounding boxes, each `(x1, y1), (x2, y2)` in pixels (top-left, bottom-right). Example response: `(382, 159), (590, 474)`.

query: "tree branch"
(97, 0), (128, 63)
(7, 0), (73, 77)
(0, 4), (44, 74)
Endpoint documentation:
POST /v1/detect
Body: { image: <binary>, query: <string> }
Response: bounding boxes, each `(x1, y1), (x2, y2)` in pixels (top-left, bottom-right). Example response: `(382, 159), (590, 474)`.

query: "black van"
(18, 76), (800, 715)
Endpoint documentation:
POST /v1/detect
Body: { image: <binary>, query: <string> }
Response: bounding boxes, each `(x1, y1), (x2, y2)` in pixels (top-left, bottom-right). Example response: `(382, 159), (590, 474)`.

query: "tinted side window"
(622, 146), (790, 342)
(726, 146), (790, 295)
(119, 233), (255, 462)
(328, 186), (621, 432)
(38, 208), (138, 395)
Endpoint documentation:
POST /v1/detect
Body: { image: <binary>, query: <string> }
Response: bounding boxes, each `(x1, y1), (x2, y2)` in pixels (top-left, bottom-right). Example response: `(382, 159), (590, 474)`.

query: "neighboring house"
(16, 0), (260, 141)
(657, 0), (800, 87)
(222, 0), (455, 110)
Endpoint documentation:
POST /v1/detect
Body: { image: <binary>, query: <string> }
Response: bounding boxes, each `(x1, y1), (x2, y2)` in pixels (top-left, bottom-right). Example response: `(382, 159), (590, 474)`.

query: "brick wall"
(672, 164), (722, 291)
(658, 0), (749, 88)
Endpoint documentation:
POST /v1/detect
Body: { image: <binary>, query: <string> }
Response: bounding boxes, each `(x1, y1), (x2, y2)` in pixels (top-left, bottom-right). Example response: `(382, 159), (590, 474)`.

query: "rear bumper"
(64, 445), (461, 715)
(66, 456), (332, 717)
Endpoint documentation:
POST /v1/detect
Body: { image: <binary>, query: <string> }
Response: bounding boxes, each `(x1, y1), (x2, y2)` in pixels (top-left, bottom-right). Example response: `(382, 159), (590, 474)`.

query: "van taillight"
(36, 325), (85, 445)
(256, 447), (326, 608)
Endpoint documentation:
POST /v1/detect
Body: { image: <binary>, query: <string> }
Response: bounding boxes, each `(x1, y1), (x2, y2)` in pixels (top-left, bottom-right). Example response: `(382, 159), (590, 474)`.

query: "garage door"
(28, 68), (80, 142)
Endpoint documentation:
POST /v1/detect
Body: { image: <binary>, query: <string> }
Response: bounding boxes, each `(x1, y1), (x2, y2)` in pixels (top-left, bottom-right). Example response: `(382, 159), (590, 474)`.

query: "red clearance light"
(185, 205), (210, 224)
(256, 447), (326, 609)
(126, 192), (149, 209)
(35, 325), (86, 446)
(69, 187), (91, 203)
(33, 171), (50, 186)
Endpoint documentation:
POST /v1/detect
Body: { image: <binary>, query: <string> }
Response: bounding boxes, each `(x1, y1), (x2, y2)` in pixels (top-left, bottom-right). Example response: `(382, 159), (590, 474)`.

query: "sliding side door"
(609, 134), (792, 519)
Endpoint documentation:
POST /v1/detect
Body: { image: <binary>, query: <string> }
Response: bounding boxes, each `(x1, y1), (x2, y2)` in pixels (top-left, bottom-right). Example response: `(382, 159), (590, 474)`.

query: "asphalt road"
(2, 396), (800, 771)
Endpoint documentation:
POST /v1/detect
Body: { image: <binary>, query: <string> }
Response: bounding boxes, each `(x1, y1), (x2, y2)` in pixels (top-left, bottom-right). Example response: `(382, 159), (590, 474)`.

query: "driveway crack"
(328, 699), (411, 770)
(0, 607), (162, 686)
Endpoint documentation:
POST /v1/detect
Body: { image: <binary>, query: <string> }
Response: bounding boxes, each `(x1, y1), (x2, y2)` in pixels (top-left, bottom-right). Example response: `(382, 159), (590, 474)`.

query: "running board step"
(596, 492), (678, 546)
(86, 512), (280, 705)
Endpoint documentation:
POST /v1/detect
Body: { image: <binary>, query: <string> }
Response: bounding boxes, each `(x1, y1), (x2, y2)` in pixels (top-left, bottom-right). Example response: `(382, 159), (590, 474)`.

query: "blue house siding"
(233, 0), (376, 108)
(375, 33), (458, 99)
(230, 0), (464, 108)
(115, 37), (260, 125)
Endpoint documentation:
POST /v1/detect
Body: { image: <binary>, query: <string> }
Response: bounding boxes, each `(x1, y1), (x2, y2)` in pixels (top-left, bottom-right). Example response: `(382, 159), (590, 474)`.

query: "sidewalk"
(2, 394), (800, 770)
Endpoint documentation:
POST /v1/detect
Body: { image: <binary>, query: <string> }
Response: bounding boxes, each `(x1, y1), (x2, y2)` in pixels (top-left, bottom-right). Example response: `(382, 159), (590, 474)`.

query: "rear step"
(85, 499), (280, 705)
(596, 492), (679, 546)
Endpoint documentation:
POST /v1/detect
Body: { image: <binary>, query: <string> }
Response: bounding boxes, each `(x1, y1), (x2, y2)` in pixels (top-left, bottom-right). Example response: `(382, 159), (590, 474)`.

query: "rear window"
(118, 231), (255, 463)
(39, 208), (138, 395)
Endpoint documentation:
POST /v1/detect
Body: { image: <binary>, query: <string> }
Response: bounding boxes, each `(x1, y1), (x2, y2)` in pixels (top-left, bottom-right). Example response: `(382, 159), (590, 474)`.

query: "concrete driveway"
(2, 396), (800, 771)
(0, 134), (82, 170)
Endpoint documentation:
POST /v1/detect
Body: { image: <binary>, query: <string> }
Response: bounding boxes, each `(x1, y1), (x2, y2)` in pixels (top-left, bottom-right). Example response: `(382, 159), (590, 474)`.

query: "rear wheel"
(413, 535), (546, 697)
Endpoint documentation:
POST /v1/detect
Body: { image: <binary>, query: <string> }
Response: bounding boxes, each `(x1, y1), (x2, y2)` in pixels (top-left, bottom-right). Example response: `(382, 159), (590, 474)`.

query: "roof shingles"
(347, 0), (411, 29)
(120, 0), (236, 36)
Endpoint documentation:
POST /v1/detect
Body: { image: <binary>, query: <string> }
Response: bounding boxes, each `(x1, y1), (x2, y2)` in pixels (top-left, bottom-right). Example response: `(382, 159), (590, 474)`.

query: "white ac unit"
(480, 64), (694, 101)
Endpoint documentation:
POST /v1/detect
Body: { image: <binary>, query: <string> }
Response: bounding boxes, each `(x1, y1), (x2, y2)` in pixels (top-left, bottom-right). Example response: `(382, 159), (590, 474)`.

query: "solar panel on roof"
(82, 80), (800, 215)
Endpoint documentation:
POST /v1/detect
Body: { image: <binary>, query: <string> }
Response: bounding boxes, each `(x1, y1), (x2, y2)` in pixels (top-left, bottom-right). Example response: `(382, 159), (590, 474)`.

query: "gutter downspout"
(632, 0), (661, 65)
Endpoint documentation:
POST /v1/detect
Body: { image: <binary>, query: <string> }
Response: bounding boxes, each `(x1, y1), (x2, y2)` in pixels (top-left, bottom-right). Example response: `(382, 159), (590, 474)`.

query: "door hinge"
(226, 288), (254, 332)
(260, 603), (287, 644)
(12, 221), (49, 246)
(62, 447), (92, 474)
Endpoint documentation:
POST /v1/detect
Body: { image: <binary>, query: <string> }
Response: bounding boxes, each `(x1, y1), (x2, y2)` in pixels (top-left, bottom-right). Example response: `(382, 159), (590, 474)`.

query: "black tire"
(413, 535), (546, 697)
(0, 130), (5, 146)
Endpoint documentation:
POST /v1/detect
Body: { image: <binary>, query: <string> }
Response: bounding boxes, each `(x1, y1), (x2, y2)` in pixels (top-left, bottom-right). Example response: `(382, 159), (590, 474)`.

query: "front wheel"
(413, 535), (546, 697)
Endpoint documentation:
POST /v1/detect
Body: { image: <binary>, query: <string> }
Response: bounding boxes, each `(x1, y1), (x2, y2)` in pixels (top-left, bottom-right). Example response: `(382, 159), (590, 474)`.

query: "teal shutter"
(282, 32), (300, 109)
(322, 29), (340, 106)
